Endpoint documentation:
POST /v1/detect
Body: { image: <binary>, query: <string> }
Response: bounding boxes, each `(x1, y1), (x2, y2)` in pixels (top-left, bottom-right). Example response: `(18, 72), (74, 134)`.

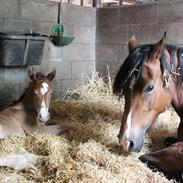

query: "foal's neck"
(20, 83), (35, 108)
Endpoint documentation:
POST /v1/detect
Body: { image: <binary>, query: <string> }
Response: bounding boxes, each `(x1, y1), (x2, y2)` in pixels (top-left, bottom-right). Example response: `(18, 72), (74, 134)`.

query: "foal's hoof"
(164, 137), (178, 147)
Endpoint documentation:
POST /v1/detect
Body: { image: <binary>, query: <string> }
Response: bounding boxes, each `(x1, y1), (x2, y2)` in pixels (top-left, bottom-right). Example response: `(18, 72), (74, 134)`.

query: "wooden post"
(92, 0), (101, 7)
(119, 0), (123, 5)
(80, 0), (84, 6)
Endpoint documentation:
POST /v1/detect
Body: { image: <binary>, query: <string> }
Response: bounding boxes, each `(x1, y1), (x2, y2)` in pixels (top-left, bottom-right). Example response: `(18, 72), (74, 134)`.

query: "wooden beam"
(92, 0), (101, 7)
(119, 0), (123, 5)
(80, 0), (84, 6)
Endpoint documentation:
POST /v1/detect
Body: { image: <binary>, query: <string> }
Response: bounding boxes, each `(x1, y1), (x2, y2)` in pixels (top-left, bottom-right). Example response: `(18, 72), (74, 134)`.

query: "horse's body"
(113, 34), (183, 180)
(0, 69), (62, 170)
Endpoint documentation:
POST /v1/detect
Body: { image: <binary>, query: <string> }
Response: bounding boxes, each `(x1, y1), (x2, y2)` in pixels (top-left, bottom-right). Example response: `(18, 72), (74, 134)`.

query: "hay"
(0, 72), (179, 182)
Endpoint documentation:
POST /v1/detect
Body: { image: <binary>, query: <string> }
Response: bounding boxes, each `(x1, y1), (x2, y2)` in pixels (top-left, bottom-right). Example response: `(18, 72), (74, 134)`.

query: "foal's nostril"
(38, 113), (42, 119)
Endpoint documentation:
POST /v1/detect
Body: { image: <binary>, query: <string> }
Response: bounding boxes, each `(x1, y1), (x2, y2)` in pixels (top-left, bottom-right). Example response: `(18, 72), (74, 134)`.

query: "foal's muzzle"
(37, 112), (50, 123)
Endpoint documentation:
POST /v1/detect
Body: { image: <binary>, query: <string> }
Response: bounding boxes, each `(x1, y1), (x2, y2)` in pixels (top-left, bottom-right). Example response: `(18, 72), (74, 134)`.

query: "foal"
(0, 68), (62, 171)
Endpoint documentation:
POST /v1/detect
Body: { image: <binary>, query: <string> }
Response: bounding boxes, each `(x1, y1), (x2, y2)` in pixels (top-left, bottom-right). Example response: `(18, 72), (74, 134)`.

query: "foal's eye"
(33, 92), (38, 96)
(144, 85), (154, 93)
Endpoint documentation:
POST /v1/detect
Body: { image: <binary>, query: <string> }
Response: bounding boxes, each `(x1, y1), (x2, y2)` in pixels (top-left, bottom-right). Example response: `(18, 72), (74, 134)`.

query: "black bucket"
(0, 33), (48, 67)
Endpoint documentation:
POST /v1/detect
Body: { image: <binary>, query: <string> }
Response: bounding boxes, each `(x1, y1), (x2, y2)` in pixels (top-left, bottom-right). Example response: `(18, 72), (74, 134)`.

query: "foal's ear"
(128, 35), (137, 53)
(47, 68), (56, 82)
(28, 67), (36, 81)
(150, 32), (166, 60)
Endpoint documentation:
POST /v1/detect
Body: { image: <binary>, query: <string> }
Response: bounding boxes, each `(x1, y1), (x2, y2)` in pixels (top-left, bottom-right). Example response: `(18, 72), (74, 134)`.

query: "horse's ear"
(47, 68), (56, 82)
(28, 67), (36, 81)
(128, 35), (136, 53)
(150, 32), (166, 60)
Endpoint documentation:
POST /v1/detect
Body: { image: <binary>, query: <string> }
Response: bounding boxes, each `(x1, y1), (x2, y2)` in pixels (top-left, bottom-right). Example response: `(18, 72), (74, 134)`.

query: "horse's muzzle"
(120, 139), (134, 152)
(118, 131), (145, 152)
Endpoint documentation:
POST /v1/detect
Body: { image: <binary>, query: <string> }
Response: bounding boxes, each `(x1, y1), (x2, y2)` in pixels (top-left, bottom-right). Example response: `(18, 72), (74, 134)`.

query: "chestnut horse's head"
(28, 68), (56, 124)
(113, 34), (175, 152)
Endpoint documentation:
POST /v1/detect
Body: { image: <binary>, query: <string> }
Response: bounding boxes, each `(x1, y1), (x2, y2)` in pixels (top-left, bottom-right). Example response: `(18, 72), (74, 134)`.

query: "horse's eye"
(144, 85), (154, 93)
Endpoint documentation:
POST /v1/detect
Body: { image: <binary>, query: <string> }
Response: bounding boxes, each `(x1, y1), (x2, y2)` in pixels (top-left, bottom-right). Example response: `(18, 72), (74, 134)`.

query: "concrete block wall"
(95, 0), (183, 77)
(1, 0), (183, 105)
(0, 0), (96, 105)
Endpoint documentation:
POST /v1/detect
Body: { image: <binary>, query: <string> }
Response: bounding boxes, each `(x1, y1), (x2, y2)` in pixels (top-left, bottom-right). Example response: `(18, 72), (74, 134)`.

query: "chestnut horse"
(0, 68), (62, 171)
(113, 34), (183, 180)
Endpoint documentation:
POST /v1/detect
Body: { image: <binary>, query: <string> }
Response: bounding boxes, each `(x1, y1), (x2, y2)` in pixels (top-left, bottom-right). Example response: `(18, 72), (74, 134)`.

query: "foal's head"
(113, 34), (174, 152)
(28, 68), (56, 124)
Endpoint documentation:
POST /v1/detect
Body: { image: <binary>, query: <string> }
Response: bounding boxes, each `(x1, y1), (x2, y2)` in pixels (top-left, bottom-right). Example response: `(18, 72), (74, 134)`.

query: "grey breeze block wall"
(96, 0), (183, 77)
(0, 0), (96, 105)
(1, 0), (183, 106)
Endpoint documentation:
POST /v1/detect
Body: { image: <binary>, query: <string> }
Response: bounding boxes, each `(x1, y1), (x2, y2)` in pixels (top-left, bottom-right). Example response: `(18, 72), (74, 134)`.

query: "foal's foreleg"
(36, 124), (64, 136)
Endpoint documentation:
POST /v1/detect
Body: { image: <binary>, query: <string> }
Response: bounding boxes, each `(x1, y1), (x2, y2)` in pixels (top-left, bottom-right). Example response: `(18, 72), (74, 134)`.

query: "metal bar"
(23, 39), (30, 66)
(57, 0), (61, 24)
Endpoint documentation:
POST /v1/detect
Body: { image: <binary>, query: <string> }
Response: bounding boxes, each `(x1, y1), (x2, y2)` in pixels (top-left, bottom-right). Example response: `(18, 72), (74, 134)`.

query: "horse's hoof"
(139, 154), (148, 163)
(164, 137), (178, 147)
(139, 155), (158, 172)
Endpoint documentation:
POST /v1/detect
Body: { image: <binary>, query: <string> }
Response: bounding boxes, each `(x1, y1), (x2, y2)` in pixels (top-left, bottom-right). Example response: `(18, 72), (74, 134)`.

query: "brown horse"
(113, 34), (183, 180)
(0, 68), (62, 171)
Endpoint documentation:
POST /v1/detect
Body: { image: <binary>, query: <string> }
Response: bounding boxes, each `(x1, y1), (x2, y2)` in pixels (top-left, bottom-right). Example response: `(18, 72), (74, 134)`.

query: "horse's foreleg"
(164, 119), (183, 146)
(164, 137), (178, 146)
(139, 141), (183, 181)
(0, 153), (44, 171)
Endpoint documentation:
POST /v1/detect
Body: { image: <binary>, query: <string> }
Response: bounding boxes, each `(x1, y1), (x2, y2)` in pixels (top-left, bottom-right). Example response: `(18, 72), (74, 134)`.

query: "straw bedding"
(0, 73), (179, 183)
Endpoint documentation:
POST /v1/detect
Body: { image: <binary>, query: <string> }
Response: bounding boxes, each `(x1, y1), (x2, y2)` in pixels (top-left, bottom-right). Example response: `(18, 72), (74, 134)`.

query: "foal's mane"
(113, 44), (183, 97)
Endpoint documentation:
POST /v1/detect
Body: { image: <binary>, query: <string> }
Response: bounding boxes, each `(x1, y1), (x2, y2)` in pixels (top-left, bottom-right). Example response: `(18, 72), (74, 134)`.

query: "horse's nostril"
(121, 140), (134, 152)
(129, 140), (134, 151)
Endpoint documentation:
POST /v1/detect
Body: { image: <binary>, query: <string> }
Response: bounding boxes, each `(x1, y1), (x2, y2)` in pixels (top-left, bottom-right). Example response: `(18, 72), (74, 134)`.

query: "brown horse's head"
(28, 68), (56, 124)
(113, 34), (175, 152)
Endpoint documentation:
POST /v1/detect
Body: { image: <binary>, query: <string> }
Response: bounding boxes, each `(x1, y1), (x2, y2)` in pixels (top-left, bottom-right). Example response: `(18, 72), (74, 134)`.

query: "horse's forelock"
(113, 45), (151, 97)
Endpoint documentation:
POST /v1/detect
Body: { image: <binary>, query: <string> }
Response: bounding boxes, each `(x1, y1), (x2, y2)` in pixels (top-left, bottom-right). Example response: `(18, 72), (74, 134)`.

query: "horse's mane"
(113, 44), (183, 97)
